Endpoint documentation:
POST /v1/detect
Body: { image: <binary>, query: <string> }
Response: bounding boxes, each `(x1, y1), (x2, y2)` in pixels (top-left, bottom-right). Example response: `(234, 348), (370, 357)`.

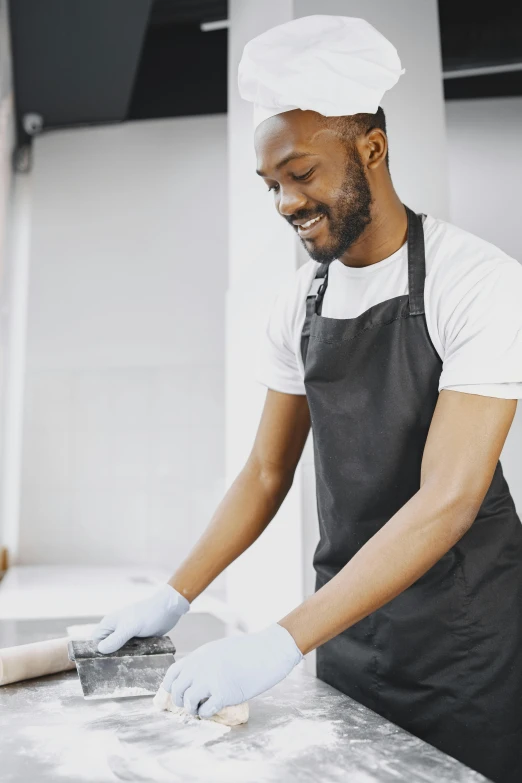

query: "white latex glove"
(161, 622), (303, 718)
(91, 584), (190, 654)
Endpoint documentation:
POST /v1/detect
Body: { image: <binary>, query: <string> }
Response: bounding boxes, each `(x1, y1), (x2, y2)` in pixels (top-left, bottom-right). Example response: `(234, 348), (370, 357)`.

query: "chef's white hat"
(238, 15), (405, 130)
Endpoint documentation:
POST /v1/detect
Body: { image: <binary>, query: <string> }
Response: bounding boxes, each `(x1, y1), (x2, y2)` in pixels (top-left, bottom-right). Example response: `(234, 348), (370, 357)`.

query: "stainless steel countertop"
(0, 618), (489, 783)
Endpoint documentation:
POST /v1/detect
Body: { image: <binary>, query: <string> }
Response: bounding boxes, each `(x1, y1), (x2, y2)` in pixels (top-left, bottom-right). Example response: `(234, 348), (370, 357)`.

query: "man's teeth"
(301, 215), (323, 229)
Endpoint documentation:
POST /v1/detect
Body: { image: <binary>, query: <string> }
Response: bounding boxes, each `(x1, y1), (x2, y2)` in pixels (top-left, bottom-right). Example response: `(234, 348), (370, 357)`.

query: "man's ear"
(364, 128), (388, 170)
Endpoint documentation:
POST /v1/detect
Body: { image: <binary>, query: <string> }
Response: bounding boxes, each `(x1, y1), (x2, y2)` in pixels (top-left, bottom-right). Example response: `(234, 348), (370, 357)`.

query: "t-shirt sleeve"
(438, 260), (522, 396)
(254, 276), (307, 395)
(444, 382), (522, 399)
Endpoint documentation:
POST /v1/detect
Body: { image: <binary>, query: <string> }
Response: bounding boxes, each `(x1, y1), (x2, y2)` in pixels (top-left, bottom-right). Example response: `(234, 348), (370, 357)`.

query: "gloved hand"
(161, 622), (303, 718)
(92, 583), (190, 654)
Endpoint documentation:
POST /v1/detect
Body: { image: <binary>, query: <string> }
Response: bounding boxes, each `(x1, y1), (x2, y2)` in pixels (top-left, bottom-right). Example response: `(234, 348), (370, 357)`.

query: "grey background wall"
(446, 97), (522, 262)
(19, 115), (228, 596)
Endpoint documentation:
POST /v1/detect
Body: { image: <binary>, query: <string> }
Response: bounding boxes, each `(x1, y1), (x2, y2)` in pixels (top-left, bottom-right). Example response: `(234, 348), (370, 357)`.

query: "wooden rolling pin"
(0, 638), (76, 686)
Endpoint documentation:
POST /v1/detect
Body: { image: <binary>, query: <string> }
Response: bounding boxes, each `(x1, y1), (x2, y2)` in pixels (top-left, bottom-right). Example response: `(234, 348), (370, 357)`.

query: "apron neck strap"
(404, 205), (426, 316)
(314, 264), (330, 315)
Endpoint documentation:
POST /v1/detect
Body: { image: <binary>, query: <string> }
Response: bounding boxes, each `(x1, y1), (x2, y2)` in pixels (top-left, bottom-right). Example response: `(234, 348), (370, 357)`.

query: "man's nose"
(277, 187), (307, 219)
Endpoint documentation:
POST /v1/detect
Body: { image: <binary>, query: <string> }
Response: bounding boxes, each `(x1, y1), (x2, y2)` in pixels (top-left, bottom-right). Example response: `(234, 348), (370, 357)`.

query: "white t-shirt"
(256, 215), (522, 399)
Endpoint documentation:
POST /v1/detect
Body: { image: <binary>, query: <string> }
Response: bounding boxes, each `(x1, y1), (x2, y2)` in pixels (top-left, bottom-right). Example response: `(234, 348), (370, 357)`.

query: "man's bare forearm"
(169, 461), (293, 602)
(279, 483), (479, 655)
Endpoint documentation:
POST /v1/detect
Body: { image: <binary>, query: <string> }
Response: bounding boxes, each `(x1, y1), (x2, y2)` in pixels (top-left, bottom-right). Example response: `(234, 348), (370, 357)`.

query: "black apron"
(300, 206), (522, 783)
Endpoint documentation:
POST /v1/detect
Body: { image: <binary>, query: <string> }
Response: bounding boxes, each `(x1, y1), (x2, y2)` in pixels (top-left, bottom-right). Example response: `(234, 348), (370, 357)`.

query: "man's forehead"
(255, 112), (333, 176)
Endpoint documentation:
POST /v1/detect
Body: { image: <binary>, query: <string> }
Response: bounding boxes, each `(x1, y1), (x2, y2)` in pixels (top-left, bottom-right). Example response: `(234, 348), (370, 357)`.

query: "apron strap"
(301, 263), (328, 366)
(404, 206), (426, 316)
(313, 264), (329, 316)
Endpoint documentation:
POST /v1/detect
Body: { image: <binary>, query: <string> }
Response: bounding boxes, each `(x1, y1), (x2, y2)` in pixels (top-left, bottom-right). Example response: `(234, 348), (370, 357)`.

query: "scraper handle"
(68, 635), (176, 662)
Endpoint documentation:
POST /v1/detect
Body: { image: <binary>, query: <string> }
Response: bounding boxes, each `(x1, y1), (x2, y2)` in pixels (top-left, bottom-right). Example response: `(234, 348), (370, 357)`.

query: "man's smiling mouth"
(295, 213), (326, 237)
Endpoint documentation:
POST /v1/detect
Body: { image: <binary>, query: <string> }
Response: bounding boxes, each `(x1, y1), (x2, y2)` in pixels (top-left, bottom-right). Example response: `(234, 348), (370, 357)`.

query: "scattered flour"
(6, 673), (348, 783)
(20, 723), (123, 781)
(154, 705), (231, 742)
(66, 623), (98, 640)
(154, 744), (273, 783)
(147, 716), (342, 783)
(263, 718), (339, 758)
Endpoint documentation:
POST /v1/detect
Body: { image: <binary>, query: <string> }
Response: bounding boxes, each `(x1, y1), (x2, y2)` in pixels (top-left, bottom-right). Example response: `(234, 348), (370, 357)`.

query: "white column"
(295, 0), (449, 218)
(226, 0), (305, 631)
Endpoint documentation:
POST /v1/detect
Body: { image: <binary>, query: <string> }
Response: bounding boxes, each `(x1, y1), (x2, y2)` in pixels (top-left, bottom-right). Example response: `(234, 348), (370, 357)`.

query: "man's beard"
(300, 149), (372, 265)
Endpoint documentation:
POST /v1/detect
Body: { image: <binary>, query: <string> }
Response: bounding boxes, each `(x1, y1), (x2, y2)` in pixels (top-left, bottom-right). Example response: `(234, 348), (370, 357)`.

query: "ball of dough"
(208, 702), (249, 726)
(152, 686), (249, 727)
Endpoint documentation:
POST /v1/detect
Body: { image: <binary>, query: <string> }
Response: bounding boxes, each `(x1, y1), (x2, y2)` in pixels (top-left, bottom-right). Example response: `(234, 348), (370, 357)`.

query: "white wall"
(19, 116), (228, 593)
(0, 0), (28, 560)
(446, 97), (522, 512)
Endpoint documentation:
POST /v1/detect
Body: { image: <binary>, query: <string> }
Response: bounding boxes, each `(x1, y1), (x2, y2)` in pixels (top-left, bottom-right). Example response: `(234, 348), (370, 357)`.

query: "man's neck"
(338, 193), (407, 269)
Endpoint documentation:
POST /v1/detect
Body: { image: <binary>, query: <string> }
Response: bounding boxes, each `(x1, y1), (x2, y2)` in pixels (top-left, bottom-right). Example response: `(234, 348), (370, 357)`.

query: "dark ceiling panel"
(128, 22), (227, 120)
(9, 0), (153, 133)
(150, 0), (227, 25)
(438, 0), (522, 99)
(444, 71), (522, 101)
(439, 0), (522, 71)
(8, 0), (521, 142)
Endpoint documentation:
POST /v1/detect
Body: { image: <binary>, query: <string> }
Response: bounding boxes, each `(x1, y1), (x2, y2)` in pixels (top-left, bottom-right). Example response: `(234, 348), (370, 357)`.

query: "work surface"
(0, 620), (489, 783)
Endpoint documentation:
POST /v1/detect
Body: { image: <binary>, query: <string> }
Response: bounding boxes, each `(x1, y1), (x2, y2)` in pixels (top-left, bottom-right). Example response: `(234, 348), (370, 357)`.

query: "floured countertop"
(0, 665), (489, 783)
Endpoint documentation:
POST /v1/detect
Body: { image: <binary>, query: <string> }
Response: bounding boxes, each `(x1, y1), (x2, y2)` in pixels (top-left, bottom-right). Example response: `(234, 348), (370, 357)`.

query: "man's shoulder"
(295, 258), (321, 288)
(264, 260), (319, 347)
(425, 215), (518, 273)
(423, 216), (522, 323)
(273, 259), (319, 310)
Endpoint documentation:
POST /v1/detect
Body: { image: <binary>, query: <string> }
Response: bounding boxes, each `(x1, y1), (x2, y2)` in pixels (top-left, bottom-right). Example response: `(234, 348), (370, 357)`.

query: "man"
(93, 17), (522, 783)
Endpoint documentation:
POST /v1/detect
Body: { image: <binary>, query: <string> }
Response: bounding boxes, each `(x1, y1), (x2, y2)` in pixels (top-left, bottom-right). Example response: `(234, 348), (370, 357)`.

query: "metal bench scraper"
(68, 636), (176, 700)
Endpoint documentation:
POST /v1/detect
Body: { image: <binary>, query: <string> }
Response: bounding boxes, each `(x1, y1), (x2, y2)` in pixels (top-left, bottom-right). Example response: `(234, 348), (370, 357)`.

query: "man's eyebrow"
(256, 152), (316, 177)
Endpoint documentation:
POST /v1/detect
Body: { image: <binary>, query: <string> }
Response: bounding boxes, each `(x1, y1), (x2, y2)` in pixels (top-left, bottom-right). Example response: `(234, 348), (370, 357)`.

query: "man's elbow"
(422, 479), (485, 542)
(447, 492), (482, 540)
